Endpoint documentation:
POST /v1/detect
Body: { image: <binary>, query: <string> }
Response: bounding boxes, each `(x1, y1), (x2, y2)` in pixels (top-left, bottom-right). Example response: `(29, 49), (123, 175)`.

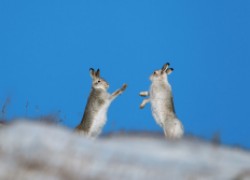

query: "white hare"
(139, 63), (184, 139)
(76, 68), (127, 138)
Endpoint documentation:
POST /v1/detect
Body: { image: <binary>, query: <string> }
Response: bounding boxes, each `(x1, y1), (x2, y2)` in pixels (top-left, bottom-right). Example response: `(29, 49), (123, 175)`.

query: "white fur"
(150, 79), (171, 127)
(88, 101), (111, 138)
(140, 65), (184, 139)
(163, 118), (184, 138)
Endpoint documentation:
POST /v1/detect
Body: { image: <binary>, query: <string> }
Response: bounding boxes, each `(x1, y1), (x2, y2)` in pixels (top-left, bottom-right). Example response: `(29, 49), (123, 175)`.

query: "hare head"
(150, 63), (173, 81)
(89, 68), (109, 90)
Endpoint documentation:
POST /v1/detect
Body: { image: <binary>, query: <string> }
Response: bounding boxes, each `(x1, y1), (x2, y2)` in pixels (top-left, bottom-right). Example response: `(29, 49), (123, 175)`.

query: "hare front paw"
(121, 84), (127, 91)
(139, 99), (150, 109)
(139, 91), (149, 97)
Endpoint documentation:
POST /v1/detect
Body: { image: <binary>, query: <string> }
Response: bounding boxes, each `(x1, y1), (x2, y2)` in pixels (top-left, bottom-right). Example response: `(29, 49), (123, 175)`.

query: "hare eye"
(98, 80), (101, 83)
(154, 71), (156, 74)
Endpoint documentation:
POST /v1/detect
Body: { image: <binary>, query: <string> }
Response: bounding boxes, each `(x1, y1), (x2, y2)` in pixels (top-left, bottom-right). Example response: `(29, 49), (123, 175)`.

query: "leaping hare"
(76, 68), (127, 138)
(139, 63), (184, 139)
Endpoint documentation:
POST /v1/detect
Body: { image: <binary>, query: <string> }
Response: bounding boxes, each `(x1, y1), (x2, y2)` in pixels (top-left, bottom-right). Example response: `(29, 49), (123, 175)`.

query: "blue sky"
(0, 1), (250, 147)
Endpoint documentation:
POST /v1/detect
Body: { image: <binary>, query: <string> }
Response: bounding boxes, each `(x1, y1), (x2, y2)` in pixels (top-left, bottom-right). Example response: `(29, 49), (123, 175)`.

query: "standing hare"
(139, 63), (184, 139)
(76, 68), (127, 138)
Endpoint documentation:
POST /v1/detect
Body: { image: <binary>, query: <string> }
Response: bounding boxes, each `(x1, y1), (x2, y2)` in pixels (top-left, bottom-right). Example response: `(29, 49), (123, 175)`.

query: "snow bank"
(0, 120), (249, 180)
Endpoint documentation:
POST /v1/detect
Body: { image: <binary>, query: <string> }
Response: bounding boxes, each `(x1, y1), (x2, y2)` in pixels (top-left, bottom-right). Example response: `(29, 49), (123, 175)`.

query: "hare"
(76, 68), (127, 138)
(139, 63), (184, 139)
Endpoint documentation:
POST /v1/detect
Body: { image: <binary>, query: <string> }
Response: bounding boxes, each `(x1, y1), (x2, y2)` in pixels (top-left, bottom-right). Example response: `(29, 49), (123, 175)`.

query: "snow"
(0, 120), (250, 180)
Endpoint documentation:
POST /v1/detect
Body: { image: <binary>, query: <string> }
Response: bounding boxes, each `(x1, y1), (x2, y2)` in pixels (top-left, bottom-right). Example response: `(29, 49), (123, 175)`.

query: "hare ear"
(95, 69), (100, 77)
(89, 68), (96, 79)
(166, 68), (174, 75)
(161, 63), (170, 73)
